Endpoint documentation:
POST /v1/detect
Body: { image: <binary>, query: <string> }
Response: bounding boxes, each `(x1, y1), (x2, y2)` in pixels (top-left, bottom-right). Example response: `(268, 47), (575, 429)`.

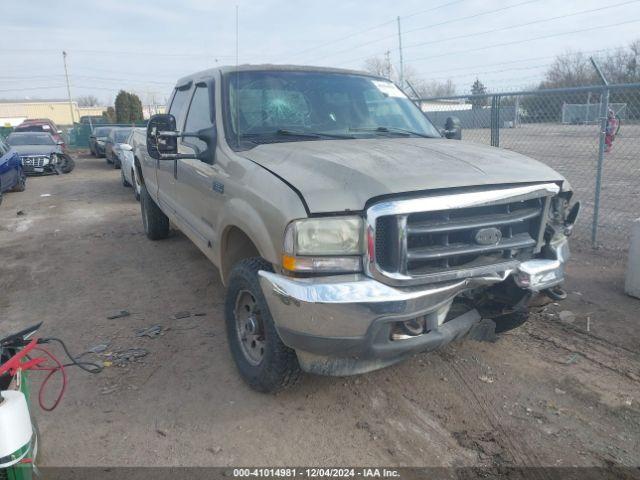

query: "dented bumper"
(258, 238), (569, 375)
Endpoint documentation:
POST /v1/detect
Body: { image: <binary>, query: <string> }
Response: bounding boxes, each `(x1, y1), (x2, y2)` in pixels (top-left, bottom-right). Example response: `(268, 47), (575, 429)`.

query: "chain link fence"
(421, 83), (640, 251)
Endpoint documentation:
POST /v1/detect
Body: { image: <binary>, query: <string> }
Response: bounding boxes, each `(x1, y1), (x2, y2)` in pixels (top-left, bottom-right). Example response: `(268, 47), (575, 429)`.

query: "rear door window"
(183, 83), (214, 154)
(169, 86), (193, 128)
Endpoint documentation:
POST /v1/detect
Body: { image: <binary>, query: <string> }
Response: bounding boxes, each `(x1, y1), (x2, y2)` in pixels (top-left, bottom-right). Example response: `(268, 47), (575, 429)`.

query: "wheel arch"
(133, 156), (145, 186)
(219, 225), (263, 286)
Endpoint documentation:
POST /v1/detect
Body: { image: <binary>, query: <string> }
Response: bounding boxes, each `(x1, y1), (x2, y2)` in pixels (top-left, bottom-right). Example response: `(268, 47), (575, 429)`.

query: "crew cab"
(137, 65), (579, 392)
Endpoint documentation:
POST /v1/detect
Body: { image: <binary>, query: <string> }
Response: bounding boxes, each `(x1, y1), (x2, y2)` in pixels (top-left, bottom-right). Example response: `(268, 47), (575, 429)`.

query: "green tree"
(102, 106), (116, 123)
(114, 90), (144, 123)
(470, 79), (488, 109)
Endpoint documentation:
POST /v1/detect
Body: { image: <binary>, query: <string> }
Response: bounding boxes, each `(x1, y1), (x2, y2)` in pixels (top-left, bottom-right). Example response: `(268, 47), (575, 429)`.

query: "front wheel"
(121, 168), (130, 187)
(132, 169), (141, 201)
(140, 184), (169, 240)
(225, 258), (301, 393)
(60, 155), (74, 174)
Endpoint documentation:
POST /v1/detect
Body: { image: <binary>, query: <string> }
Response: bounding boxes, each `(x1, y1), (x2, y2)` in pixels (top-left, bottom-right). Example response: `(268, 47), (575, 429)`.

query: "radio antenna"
(235, 5), (240, 147)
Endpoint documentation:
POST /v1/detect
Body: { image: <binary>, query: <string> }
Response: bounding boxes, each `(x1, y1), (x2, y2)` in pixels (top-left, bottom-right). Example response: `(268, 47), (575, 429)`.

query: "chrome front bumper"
(258, 239), (568, 374)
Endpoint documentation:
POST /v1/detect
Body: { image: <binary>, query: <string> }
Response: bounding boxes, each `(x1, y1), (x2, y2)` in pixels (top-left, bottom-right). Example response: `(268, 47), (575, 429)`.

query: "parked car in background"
(15, 119), (66, 151)
(105, 127), (133, 168)
(5, 132), (74, 175)
(80, 115), (107, 126)
(119, 128), (145, 201)
(89, 126), (113, 157)
(0, 136), (26, 205)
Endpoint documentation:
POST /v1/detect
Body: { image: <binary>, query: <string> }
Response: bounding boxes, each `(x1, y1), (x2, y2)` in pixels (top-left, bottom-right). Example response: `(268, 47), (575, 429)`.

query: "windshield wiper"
(349, 126), (432, 138)
(275, 129), (355, 139)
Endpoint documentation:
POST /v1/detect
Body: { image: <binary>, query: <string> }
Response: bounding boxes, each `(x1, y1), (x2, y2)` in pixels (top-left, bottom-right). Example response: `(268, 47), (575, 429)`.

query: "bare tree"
(362, 56), (456, 98)
(363, 55), (392, 79)
(541, 51), (596, 88)
(77, 95), (99, 107)
(539, 40), (640, 88)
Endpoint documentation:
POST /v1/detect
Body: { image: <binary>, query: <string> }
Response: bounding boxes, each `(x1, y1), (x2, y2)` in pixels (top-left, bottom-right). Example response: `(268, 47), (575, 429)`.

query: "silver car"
(118, 128), (144, 201)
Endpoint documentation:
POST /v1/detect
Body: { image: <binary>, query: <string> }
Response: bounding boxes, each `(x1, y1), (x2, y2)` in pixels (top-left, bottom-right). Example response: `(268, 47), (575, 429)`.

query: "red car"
(15, 119), (66, 151)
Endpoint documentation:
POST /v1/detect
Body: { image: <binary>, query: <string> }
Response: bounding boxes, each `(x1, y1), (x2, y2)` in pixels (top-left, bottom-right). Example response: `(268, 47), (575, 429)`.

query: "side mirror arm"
(155, 130), (212, 162)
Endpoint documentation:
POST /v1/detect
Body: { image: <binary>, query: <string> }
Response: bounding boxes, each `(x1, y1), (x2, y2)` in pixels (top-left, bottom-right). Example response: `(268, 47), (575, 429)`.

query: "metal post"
(590, 57), (610, 247)
(62, 51), (75, 124)
(592, 87), (609, 247)
(397, 16), (404, 89)
(490, 95), (500, 147)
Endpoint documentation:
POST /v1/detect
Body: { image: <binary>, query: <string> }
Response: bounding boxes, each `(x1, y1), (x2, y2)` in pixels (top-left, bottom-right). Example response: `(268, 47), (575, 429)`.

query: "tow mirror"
(147, 114), (178, 160)
(444, 116), (462, 140)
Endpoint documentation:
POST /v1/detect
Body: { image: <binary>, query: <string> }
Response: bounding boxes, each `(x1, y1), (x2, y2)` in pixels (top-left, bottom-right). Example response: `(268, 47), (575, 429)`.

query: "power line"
(409, 18), (640, 63)
(0, 75), (174, 87)
(0, 48), (235, 59)
(403, 0), (639, 51)
(417, 46), (624, 77)
(0, 85), (67, 93)
(428, 63), (552, 82)
(284, 0), (468, 59)
(306, 0), (542, 63)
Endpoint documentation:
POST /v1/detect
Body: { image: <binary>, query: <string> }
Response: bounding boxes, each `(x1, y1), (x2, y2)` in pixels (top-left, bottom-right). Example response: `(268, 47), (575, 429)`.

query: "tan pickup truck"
(137, 65), (580, 392)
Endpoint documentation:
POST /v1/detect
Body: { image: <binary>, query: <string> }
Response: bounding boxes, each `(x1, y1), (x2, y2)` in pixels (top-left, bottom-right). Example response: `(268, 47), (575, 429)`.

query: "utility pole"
(397, 16), (404, 89)
(62, 51), (75, 124)
(384, 50), (392, 80)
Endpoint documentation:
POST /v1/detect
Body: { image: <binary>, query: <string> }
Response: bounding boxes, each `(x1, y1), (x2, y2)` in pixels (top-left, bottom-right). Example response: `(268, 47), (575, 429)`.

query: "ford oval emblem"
(474, 227), (502, 245)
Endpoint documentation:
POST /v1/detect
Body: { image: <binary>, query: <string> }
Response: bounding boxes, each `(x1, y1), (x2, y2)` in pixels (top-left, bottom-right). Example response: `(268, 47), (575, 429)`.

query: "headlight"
(97, 140), (105, 145)
(282, 217), (363, 273)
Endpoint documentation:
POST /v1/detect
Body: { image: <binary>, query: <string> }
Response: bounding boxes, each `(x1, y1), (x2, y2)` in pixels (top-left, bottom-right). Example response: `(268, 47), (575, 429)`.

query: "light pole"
(62, 51), (75, 124)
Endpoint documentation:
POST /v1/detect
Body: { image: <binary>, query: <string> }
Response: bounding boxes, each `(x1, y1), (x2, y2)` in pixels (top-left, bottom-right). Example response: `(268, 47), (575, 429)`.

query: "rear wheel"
(225, 258), (301, 393)
(140, 184), (169, 240)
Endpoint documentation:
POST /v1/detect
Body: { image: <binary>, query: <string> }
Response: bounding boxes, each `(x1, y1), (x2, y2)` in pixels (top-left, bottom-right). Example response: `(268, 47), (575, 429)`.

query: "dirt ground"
(1, 152), (639, 469)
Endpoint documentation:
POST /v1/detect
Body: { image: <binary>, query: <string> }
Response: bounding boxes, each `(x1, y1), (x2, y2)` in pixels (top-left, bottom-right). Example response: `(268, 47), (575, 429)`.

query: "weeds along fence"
(421, 83), (640, 251)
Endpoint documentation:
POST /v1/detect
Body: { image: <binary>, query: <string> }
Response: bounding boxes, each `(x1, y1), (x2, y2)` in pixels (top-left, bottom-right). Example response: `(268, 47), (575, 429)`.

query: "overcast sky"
(1, 0), (639, 104)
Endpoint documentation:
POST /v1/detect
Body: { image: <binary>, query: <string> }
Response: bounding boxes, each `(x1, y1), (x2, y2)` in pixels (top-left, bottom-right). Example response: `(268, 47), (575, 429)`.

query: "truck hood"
(12, 145), (61, 156)
(241, 138), (566, 213)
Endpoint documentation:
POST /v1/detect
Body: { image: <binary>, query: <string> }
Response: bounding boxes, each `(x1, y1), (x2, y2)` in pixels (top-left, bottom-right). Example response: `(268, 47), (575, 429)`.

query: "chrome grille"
(21, 155), (48, 167)
(367, 183), (559, 286)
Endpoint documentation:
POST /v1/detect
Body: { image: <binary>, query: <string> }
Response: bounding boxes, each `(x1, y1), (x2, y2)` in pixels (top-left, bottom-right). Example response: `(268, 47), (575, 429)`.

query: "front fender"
(216, 197), (280, 273)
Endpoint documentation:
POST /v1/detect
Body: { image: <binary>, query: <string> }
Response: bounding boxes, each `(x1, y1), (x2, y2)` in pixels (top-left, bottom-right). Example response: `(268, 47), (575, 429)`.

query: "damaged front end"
(259, 182), (579, 376)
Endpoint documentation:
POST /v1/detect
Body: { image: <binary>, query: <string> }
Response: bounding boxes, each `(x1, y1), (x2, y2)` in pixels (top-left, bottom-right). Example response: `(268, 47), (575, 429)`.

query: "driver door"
(174, 80), (221, 252)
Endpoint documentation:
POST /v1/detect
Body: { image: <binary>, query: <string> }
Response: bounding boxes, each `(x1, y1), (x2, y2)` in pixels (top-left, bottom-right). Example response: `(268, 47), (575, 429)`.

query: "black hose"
(39, 338), (102, 374)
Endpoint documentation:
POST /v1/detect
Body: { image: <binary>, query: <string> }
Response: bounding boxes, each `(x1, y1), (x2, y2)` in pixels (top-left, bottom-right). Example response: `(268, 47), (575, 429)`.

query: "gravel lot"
(1, 153), (639, 470)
